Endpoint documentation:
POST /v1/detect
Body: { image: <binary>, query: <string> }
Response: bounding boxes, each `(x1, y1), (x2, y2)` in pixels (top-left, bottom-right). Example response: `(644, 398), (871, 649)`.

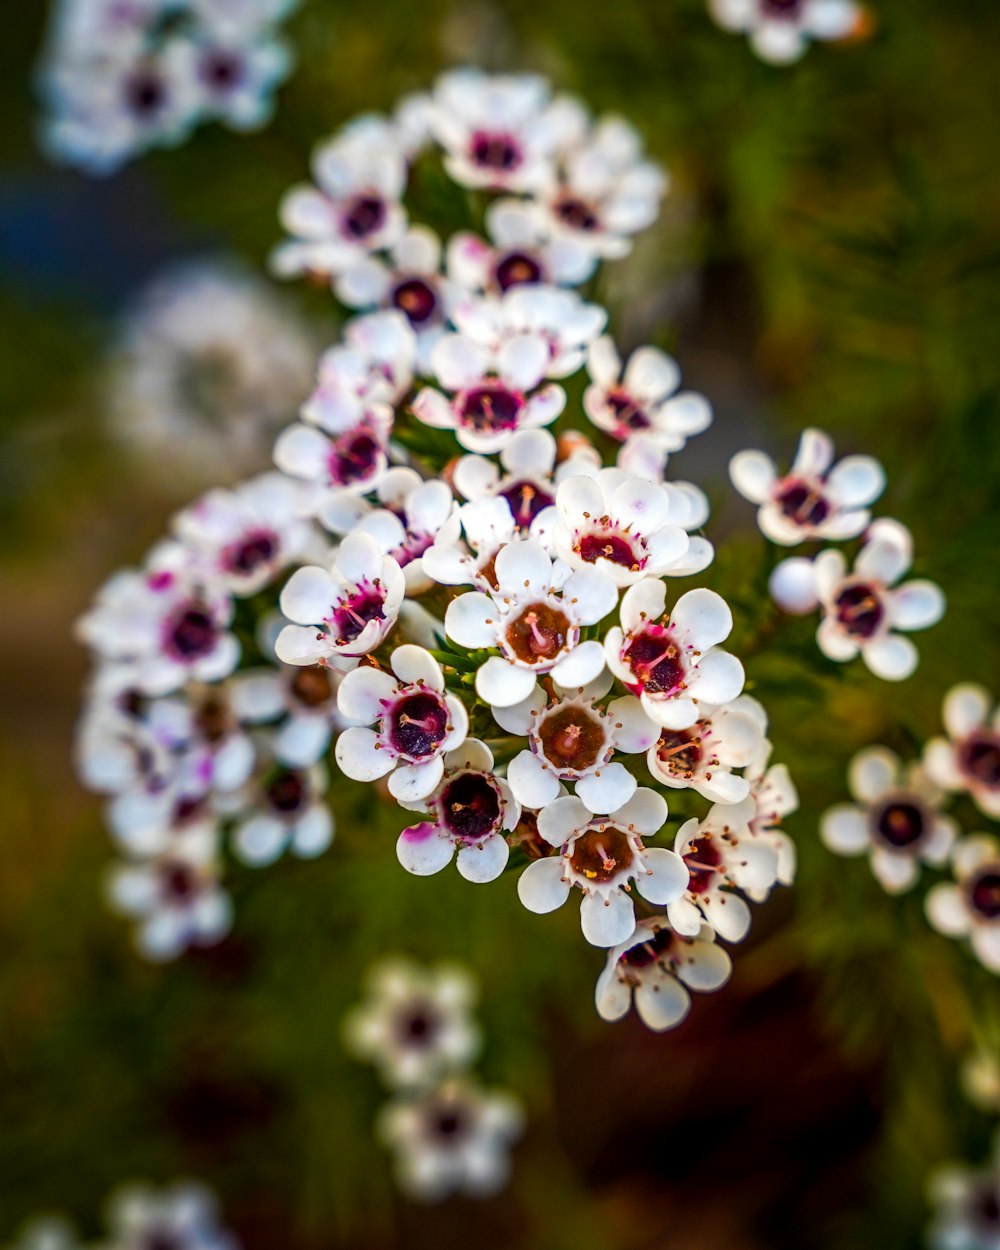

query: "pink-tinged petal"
(397, 823), (456, 876)
(445, 592), (497, 648)
(280, 565), (337, 624)
(508, 750), (562, 809)
(336, 666), (397, 724)
(820, 804), (870, 855)
(888, 581), (946, 631)
(862, 633), (918, 682)
(825, 455), (885, 508)
(575, 764), (637, 815)
(456, 833), (510, 883)
(476, 657), (538, 707)
(687, 649), (745, 706)
(411, 387), (457, 430)
(634, 978), (690, 1032)
(550, 640), (606, 689)
(388, 756), (445, 803)
(943, 684), (992, 739)
(517, 857), (571, 913)
(538, 795), (591, 847)
(729, 450), (776, 504)
(612, 787), (668, 836)
(849, 746), (899, 803)
(638, 847), (689, 904)
(791, 428), (834, 478)
(669, 589), (733, 650)
(609, 477), (670, 533)
(608, 696), (659, 753)
(580, 888), (636, 948)
(620, 578), (666, 633)
(335, 726), (395, 781)
(523, 384), (566, 427)
(925, 884), (971, 937)
(769, 558), (819, 616)
(390, 644), (444, 690)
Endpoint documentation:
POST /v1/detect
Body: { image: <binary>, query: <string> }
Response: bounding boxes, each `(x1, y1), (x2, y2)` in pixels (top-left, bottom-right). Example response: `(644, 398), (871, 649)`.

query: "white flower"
(742, 737), (798, 896)
(926, 835), (1000, 975)
(344, 958), (480, 1089)
(396, 740), (518, 882)
(230, 661), (346, 767)
(926, 1134), (1000, 1250)
(378, 1077), (523, 1201)
(494, 675), (657, 813)
(554, 469), (711, 588)
(669, 801), (779, 942)
(275, 533), (405, 666)
(428, 68), (575, 193)
(729, 428), (885, 545)
(709, 0), (863, 65)
(517, 790), (688, 947)
(605, 580), (745, 729)
(104, 1179), (240, 1250)
(768, 556), (821, 615)
(583, 336), (712, 456)
(335, 645), (469, 802)
(813, 518), (945, 681)
(925, 684), (1000, 820)
(962, 1048), (1000, 1116)
(172, 472), (319, 596)
(595, 918), (732, 1032)
(444, 538), (617, 708)
(274, 129), (408, 278)
(3, 1216), (79, 1250)
(423, 496), (530, 590)
(319, 467), (457, 595)
(76, 550), (239, 697)
(646, 695), (766, 804)
(447, 199), (594, 295)
(105, 825), (232, 962)
(411, 326), (566, 455)
(821, 746), (957, 893)
(231, 758), (333, 866)
(178, 22), (292, 131)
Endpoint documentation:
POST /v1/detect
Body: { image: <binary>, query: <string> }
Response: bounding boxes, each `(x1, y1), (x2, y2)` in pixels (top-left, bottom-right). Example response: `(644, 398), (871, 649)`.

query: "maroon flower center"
(577, 531), (642, 570)
(569, 826), (634, 884)
(973, 1184), (1000, 1230)
(969, 867), (1000, 921)
(429, 1105), (469, 1141)
(329, 428), (381, 487)
(554, 196), (600, 233)
(619, 925), (675, 970)
(224, 529), (278, 577)
(392, 278), (438, 325)
(342, 194), (386, 240)
(960, 733), (1000, 790)
(459, 384), (523, 433)
(291, 665), (334, 708)
(495, 251), (543, 290)
(606, 387), (650, 434)
(873, 799), (926, 849)
(834, 583), (884, 639)
(161, 863), (198, 903)
(684, 834), (723, 895)
(396, 1004), (440, 1048)
(656, 730), (703, 778)
(144, 1231), (185, 1250)
(624, 628), (685, 695)
(776, 479), (831, 527)
(538, 705), (606, 771)
(469, 130), (522, 172)
(266, 768), (307, 815)
(331, 587), (385, 642)
(201, 49), (243, 91)
(499, 479), (554, 528)
(440, 771), (501, 841)
(505, 602), (570, 664)
(389, 691), (449, 759)
(124, 68), (167, 117)
(167, 604), (218, 660)
(762, 0), (803, 17)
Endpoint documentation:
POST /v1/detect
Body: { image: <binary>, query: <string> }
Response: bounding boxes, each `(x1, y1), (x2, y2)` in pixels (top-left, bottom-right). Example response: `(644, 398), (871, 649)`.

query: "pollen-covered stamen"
(495, 251), (543, 290)
(873, 798), (926, 850)
(223, 528), (278, 576)
(440, 771), (502, 842)
(968, 866), (1000, 921)
(290, 665), (334, 709)
(165, 603), (219, 660)
(469, 130), (522, 172)
(265, 768), (308, 815)
(656, 730), (705, 779)
(331, 587), (386, 641)
(392, 278), (438, 325)
(505, 602), (571, 665)
(499, 479), (554, 528)
(329, 429), (381, 487)
(624, 628), (685, 695)
(606, 388), (650, 434)
(959, 732), (1000, 790)
(341, 194), (386, 240)
(554, 196), (600, 232)
(775, 479), (830, 527)
(577, 530), (643, 570)
(389, 691), (450, 759)
(458, 384), (523, 433)
(835, 583), (884, 639)
(683, 834), (724, 895)
(536, 704), (608, 772)
(569, 827), (634, 884)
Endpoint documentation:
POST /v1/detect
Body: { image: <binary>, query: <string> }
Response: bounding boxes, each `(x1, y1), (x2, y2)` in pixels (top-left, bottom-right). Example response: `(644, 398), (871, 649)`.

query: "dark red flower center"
(569, 826), (634, 883)
(459, 384), (523, 433)
(224, 529), (278, 577)
(331, 587), (385, 642)
(329, 428), (382, 487)
(656, 730), (703, 778)
(167, 604), (218, 660)
(969, 868), (1000, 921)
(389, 691), (449, 759)
(505, 602), (570, 664)
(834, 583), (884, 639)
(430, 1105), (469, 1141)
(124, 68), (166, 117)
(499, 479), (554, 528)
(470, 130), (522, 172)
(684, 834), (723, 895)
(397, 1004), (439, 1048)
(874, 799), (926, 849)
(762, 0), (803, 17)
(440, 771), (501, 841)
(266, 768), (307, 815)
(619, 925), (675, 970)
(776, 479), (831, 527)
(538, 705), (606, 771)
(161, 863), (198, 903)
(495, 251), (543, 290)
(554, 196), (600, 232)
(606, 387), (650, 434)
(624, 628), (685, 695)
(342, 194), (386, 240)
(577, 531), (641, 570)
(392, 278), (438, 325)
(960, 733), (1000, 790)
(201, 49), (243, 91)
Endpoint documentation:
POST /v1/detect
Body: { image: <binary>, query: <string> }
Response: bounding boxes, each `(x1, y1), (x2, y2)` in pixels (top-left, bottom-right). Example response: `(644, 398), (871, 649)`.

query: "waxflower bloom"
(813, 518), (945, 681)
(730, 427), (885, 545)
(104, 1180), (240, 1250)
(335, 645), (469, 802)
(925, 684), (1000, 820)
(344, 958), (480, 1089)
(926, 1135), (1000, 1250)
(821, 746), (957, 893)
(595, 918), (732, 1032)
(517, 790), (689, 947)
(276, 533), (406, 666)
(646, 695), (767, 804)
(444, 538), (617, 707)
(708, 0), (864, 65)
(447, 199), (594, 294)
(741, 739), (798, 897)
(926, 835), (1000, 975)
(396, 740), (518, 882)
(605, 581), (745, 729)
(231, 758), (333, 866)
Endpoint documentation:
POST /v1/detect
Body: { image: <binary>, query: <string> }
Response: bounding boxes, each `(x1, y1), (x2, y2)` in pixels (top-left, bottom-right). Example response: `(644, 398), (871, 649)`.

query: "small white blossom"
(104, 1180), (240, 1250)
(925, 684), (1000, 820)
(926, 1134), (1000, 1250)
(447, 199), (594, 295)
(231, 757), (332, 866)
(926, 835), (1000, 976)
(646, 695), (767, 804)
(709, 0), (863, 65)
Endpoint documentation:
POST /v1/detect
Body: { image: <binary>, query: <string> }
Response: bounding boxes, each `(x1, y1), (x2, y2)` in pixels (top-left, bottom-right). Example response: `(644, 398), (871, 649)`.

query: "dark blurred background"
(2, 2), (999, 1247)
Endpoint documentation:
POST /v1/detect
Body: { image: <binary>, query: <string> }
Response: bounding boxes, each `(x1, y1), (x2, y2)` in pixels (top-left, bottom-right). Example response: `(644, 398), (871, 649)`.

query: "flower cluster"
(708, 0), (867, 65)
(37, 0), (299, 174)
(3, 1181), (239, 1250)
(732, 428), (945, 681)
(926, 1131), (1000, 1250)
(76, 72), (798, 1029)
(345, 958), (523, 1201)
(821, 683), (1000, 976)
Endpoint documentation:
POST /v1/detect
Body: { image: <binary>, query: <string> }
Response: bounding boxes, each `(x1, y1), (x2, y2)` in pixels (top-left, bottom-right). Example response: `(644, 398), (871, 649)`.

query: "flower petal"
(580, 888), (636, 947)
(517, 856), (571, 913)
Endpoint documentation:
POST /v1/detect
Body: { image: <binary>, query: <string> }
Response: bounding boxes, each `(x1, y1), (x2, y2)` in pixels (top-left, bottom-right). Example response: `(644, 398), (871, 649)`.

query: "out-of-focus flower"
(962, 1047), (1000, 1115)
(926, 1135), (1000, 1250)
(821, 746), (957, 893)
(104, 1180), (240, 1250)
(927, 835), (1000, 975)
(925, 684), (1000, 820)
(3, 1216), (80, 1250)
(708, 0), (864, 65)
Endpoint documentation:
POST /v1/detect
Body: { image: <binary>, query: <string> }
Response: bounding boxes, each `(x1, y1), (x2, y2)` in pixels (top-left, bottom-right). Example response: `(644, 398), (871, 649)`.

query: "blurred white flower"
(708, 0), (863, 65)
(925, 684), (1000, 820)
(927, 835), (1000, 976)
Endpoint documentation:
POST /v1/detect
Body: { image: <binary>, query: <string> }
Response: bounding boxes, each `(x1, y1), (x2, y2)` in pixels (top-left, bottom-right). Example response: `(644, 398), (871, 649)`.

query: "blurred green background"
(1, 1), (999, 1246)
